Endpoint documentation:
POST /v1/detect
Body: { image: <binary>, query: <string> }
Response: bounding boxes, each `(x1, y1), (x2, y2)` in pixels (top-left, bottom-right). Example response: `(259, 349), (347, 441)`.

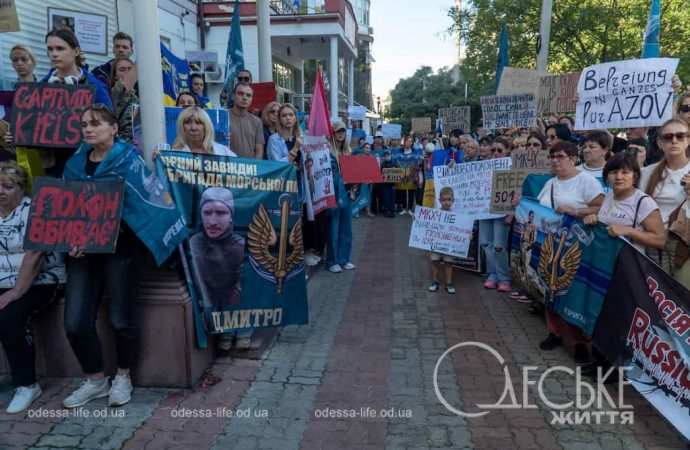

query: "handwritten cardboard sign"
(339, 154), (383, 184)
(408, 206), (473, 258)
(11, 83), (94, 148)
(480, 94), (537, 129)
(497, 67), (543, 96)
(538, 72), (580, 115)
(382, 168), (405, 183)
(489, 169), (533, 214)
(411, 117), (432, 134)
(24, 177), (125, 253)
(438, 106), (471, 133)
(510, 148), (551, 173)
(575, 58), (679, 130)
(433, 157), (512, 220)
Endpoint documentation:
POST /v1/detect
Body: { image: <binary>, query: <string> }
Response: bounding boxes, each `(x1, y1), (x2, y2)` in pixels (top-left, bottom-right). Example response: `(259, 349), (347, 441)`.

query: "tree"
(448, 0), (690, 104)
(387, 66), (471, 134)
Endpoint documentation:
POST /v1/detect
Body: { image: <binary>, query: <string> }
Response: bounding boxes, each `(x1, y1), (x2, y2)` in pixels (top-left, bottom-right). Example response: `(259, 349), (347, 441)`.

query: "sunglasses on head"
(660, 132), (688, 142)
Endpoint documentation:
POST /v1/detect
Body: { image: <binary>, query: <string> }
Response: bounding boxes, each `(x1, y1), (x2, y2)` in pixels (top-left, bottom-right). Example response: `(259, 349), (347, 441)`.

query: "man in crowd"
(191, 73), (213, 108)
(230, 83), (264, 159)
(92, 32), (134, 87)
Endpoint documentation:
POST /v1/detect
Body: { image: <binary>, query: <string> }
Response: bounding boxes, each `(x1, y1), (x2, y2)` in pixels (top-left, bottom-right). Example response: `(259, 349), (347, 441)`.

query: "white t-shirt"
(597, 189), (658, 228)
(577, 163), (604, 179)
(538, 171), (604, 210)
(176, 143), (237, 157)
(0, 198), (66, 289)
(639, 160), (690, 225)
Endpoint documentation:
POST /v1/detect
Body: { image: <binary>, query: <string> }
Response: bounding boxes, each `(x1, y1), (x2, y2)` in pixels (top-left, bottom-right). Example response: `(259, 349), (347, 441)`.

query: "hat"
(332, 120), (347, 132)
(200, 187), (235, 215)
(374, 132), (384, 138)
(424, 143), (435, 154)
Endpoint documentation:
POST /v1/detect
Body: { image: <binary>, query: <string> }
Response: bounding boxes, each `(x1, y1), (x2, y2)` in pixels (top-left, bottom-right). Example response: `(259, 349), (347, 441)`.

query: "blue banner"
(157, 152), (308, 335)
(161, 43), (191, 106)
(511, 198), (624, 335)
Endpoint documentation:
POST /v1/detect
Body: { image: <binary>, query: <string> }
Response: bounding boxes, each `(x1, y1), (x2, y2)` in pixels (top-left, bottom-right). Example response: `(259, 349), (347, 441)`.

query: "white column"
(133, 0), (165, 166)
(329, 36), (339, 120)
(298, 60), (305, 111)
(347, 58), (354, 110)
(536, 0), (553, 72)
(256, 0), (273, 82)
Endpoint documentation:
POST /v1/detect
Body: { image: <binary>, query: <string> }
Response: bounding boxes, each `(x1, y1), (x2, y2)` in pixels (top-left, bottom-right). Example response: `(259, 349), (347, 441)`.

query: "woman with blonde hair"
(10, 45), (37, 84)
(261, 101), (281, 150)
(172, 106), (235, 156)
(266, 103), (301, 163)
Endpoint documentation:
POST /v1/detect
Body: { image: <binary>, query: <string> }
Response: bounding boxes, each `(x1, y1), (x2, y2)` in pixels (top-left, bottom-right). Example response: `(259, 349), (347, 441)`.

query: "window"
(272, 62), (295, 92)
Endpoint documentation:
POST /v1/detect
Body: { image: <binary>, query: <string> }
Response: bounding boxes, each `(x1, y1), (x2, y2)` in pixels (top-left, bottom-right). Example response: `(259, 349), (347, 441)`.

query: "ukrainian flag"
(160, 43), (191, 106)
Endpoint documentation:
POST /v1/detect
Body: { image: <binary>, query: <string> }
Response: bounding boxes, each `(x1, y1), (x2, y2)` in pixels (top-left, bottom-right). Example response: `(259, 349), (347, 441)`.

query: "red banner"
(249, 82), (277, 114)
(339, 155), (383, 184)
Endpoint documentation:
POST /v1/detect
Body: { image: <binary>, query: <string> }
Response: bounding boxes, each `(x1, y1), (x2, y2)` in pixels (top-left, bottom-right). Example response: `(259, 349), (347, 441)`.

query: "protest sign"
(480, 94), (537, 129)
(348, 105), (366, 121)
(302, 136), (336, 215)
(164, 107), (229, 147)
(510, 148), (551, 172)
(11, 83), (94, 148)
(382, 168), (404, 183)
(509, 198), (624, 334)
(489, 169), (532, 214)
(497, 67), (543, 96)
(575, 58), (679, 130)
(381, 123), (402, 140)
(411, 117), (432, 134)
(593, 244), (690, 441)
(408, 206), (473, 258)
(434, 157), (511, 220)
(339, 155), (383, 184)
(0, 0), (19, 32)
(24, 177), (124, 253)
(158, 152), (308, 336)
(438, 106), (471, 133)
(537, 72), (579, 115)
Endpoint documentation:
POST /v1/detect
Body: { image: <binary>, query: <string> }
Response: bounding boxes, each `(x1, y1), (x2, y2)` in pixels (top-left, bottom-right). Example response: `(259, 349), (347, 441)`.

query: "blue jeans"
(327, 199), (353, 267)
(479, 218), (511, 283)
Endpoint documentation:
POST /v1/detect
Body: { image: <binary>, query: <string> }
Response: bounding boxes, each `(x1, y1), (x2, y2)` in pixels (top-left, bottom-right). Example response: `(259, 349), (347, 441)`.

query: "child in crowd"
(428, 187), (456, 294)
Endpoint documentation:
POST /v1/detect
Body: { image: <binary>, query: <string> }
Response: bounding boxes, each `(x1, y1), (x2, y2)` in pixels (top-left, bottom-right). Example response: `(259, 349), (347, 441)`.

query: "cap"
(374, 132), (383, 138)
(332, 120), (347, 132)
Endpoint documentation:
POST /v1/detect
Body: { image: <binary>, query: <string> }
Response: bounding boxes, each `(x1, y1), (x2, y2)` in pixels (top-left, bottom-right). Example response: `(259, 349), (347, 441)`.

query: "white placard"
(575, 58), (679, 131)
(48, 8), (108, 55)
(434, 158), (512, 220)
(480, 94), (537, 129)
(381, 123), (402, 140)
(408, 206), (473, 258)
(348, 105), (366, 121)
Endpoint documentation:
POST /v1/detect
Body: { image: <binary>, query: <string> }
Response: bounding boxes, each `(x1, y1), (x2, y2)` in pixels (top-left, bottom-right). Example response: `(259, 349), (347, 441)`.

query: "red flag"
(307, 68), (333, 138)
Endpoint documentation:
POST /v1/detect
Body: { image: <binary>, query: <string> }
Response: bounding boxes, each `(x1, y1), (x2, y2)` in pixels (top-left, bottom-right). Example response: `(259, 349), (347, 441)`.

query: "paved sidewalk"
(0, 216), (686, 449)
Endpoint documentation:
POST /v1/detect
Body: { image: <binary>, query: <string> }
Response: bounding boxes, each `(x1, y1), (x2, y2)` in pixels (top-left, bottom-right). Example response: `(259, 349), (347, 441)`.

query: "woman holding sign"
(536, 141), (604, 362)
(0, 162), (65, 413)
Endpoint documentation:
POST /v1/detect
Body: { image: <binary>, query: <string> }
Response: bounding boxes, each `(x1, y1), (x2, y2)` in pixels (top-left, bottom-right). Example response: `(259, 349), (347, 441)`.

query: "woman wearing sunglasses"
(676, 93), (690, 124)
(639, 118), (690, 280)
(261, 101), (281, 155)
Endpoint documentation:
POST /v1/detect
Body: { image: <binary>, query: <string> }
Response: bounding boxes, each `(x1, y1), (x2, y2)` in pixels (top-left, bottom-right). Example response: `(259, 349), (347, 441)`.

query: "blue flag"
(495, 24), (509, 93)
(223, 0), (245, 107)
(160, 43), (191, 106)
(641, 0), (661, 58)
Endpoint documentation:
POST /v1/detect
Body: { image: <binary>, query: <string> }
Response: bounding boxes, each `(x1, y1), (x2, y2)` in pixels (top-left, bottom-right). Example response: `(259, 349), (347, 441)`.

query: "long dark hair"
(45, 28), (85, 67)
(645, 118), (690, 196)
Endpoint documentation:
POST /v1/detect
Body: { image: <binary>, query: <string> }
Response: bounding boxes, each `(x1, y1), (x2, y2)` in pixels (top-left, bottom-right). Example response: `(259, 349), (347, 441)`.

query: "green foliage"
(448, 0), (690, 104)
(387, 66), (469, 134)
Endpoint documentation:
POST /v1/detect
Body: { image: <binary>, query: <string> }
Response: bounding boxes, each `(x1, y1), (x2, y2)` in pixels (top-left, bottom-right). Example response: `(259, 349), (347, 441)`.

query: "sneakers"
(398, 209), (408, 216)
(428, 281), (440, 292)
(539, 333), (563, 351)
(497, 282), (512, 293)
(63, 377), (109, 408)
(6, 384), (42, 414)
(304, 253), (321, 267)
(483, 280), (497, 289)
(328, 264), (342, 273)
(407, 209), (415, 217)
(343, 262), (356, 270)
(445, 284), (456, 294)
(109, 374), (133, 407)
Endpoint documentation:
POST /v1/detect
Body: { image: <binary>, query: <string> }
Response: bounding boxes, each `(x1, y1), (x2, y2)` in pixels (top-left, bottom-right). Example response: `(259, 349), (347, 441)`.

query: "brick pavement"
(0, 216), (687, 449)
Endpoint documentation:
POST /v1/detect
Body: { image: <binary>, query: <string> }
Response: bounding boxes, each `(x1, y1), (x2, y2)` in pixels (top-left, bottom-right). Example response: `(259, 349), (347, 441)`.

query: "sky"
(370, 0), (459, 103)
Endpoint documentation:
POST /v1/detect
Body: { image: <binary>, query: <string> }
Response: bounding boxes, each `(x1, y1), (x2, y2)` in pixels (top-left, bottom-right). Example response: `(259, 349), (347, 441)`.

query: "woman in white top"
(578, 129), (611, 182)
(172, 106), (236, 157)
(266, 103), (301, 164)
(639, 118), (690, 275)
(584, 152), (665, 252)
(537, 141), (604, 363)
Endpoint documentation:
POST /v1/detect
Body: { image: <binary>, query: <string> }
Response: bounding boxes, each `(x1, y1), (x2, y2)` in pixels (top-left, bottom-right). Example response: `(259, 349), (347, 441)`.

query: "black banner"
(24, 177), (125, 253)
(593, 244), (690, 439)
(11, 83), (94, 148)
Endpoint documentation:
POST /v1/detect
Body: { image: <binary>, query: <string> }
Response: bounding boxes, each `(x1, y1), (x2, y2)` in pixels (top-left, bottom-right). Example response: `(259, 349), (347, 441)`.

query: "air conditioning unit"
(186, 50), (224, 83)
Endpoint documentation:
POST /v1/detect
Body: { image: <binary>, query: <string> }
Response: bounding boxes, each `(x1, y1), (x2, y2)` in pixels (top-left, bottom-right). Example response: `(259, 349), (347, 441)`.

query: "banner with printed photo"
(481, 94), (537, 130)
(575, 58), (678, 130)
(408, 206), (473, 258)
(302, 136), (336, 216)
(434, 157), (511, 220)
(510, 198), (624, 335)
(158, 152), (308, 335)
(593, 244), (690, 441)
